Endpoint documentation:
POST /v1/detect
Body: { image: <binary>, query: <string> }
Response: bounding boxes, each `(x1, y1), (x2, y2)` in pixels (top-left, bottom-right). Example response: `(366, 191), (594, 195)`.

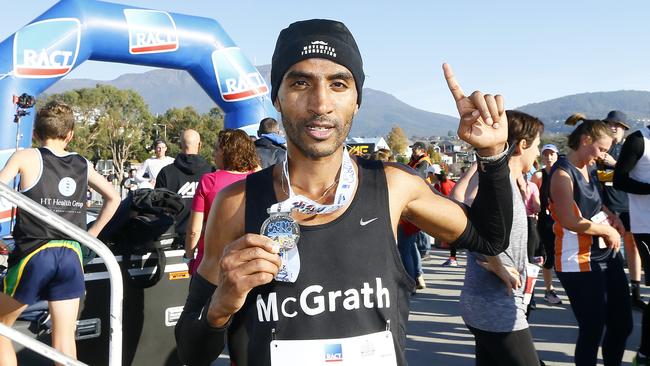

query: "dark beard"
(283, 115), (353, 159)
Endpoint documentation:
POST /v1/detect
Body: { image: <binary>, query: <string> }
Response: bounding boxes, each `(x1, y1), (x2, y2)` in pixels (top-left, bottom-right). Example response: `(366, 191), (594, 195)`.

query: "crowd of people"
(0, 17), (648, 366)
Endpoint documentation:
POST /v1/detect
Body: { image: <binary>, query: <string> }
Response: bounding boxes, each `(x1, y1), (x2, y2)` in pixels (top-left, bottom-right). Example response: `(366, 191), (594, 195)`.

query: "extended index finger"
(443, 63), (466, 102)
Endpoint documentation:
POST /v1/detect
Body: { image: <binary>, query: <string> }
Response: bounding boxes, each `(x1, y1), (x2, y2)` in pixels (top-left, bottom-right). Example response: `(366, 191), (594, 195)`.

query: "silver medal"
(260, 212), (300, 250)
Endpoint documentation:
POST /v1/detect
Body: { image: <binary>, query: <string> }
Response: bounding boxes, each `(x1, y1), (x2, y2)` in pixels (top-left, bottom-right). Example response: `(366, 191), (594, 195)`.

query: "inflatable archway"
(0, 0), (276, 236)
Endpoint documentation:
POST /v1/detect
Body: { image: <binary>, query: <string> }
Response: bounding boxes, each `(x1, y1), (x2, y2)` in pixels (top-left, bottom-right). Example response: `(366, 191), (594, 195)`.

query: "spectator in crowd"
(408, 141), (432, 179)
(156, 129), (213, 247)
(371, 148), (395, 162)
(135, 139), (174, 188)
(121, 168), (138, 194)
(433, 168), (456, 196)
(0, 101), (119, 365)
(613, 119), (650, 365)
(254, 117), (287, 169)
(550, 113), (631, 366)
(429, 164), (460, 267)
(598, 110), (645, 310)
(185, 129), (260, 274)
(531, 143), (563, 305)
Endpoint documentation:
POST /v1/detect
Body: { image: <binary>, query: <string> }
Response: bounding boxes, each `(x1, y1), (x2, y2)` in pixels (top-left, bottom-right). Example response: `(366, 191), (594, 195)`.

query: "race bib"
(270, 330), (397, 366)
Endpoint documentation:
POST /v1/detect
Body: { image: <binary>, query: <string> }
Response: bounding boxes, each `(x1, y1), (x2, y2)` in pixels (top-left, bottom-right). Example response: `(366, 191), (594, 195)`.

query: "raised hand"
(443, 63), (508, 156)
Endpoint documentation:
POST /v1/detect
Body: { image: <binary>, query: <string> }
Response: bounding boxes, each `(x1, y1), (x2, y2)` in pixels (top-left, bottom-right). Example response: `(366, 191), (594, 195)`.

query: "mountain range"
(44, 66), (650, 137)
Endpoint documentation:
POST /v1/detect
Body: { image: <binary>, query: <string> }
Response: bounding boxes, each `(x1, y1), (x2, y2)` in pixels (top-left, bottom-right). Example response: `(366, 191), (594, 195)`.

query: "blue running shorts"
(2, 240), (85, 305)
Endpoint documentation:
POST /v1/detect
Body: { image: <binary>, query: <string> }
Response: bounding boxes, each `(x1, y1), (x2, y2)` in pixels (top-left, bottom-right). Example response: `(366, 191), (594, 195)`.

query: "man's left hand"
(443, 63), (508, 157)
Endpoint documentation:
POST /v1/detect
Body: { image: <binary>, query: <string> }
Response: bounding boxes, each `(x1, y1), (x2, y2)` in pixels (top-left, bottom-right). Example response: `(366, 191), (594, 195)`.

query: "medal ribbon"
(268, 148), (357, 215)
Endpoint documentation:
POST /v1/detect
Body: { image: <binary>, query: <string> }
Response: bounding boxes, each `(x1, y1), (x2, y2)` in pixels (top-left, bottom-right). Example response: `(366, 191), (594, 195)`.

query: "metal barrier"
(0, 323), (87, 366)
(0, 182), (123, 366)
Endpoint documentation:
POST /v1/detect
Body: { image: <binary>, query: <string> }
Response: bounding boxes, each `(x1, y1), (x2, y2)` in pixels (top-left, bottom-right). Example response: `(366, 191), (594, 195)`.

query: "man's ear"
(273, 97), (281, 113)
(64, 130), (74, 144)
(33, 131), (42, 144)
(353, 104), (359, 116)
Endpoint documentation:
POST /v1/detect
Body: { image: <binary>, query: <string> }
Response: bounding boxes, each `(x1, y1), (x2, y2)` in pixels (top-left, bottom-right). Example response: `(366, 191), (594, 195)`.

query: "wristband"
(476, 142), (512, 173)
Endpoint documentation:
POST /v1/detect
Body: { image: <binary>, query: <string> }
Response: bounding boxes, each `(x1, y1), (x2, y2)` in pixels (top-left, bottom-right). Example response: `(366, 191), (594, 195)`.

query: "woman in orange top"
(549, 113), (631, 366)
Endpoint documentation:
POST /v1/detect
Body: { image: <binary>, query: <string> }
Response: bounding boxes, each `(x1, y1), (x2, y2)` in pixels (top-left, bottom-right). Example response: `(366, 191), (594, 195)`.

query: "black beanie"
(271, 19), (365, 106)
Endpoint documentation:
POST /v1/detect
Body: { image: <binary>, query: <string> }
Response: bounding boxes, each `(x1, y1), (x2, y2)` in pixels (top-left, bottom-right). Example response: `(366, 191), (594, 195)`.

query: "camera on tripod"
(13, 93), (36, 123)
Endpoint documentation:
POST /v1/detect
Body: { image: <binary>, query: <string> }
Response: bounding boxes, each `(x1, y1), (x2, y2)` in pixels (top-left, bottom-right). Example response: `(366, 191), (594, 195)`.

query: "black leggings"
(633, 233), (650, 355)
(556, 253), (633, 366)
(467, 325), (539, 366)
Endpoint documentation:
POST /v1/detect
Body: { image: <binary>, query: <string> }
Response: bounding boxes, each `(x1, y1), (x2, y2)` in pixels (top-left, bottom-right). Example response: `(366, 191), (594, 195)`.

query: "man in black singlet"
(176, 19), (514, 366)
(0, 101), (120, 365)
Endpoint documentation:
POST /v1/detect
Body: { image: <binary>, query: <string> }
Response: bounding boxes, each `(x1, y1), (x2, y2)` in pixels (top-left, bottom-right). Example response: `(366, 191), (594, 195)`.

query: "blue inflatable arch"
(0, 0), (275, 236)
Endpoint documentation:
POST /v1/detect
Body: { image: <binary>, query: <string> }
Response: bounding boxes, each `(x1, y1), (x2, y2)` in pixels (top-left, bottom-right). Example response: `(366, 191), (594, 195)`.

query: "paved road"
(212, 247), (645, 365)
(406, 248), (645, 366)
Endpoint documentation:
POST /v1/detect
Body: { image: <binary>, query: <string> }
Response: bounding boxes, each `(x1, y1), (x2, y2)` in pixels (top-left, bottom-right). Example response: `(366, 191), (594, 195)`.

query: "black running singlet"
(229, 158), (413, 366)
(11, 147), (88, 263)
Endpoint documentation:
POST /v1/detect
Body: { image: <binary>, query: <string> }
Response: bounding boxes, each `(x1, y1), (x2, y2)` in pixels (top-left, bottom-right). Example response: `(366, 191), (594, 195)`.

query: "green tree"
(154, 106), (224, 162)
(42, 85), (153, 179)
(428, 149), (442, 164)
(386, 126), (408, 156)
(93, 86), (153, 179)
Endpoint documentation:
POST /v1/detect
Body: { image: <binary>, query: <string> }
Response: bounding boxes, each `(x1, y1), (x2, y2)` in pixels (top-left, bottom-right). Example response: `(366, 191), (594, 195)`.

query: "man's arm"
(134, 160), (149, 184)
(614, 130), (650, 194)
(175, 180), (281, 365)
(86, 166), (120, 237)
(389, 148), (512, 256)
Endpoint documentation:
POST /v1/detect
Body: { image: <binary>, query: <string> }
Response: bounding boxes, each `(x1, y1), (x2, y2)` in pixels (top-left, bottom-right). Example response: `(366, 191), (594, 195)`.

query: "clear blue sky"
(1, 1), (648, 116)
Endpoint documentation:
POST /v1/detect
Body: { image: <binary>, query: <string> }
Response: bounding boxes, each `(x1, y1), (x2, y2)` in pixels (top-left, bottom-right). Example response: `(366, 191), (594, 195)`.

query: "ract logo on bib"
(212, 47), (269, 102)
(324, 343), (343, 362)
(124, 9), (178, 54)
(13, 18), (81, 78)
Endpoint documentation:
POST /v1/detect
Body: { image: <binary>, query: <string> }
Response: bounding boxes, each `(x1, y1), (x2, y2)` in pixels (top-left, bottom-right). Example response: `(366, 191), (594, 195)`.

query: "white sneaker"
(442, 257), (458, 267)
(416, 275), (426, 289)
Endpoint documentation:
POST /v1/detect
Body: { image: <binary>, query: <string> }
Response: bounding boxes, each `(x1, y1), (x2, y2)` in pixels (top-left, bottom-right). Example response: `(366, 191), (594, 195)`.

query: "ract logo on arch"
(212, 47), (269, 102)
(13, 18), (81, 78)
(124, 9), (178, 55)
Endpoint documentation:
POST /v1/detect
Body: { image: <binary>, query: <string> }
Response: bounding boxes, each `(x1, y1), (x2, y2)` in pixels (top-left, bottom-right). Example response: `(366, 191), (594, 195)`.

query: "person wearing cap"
(531, 143), (563, 305)
(408, 141), (432, 180)
(135, 139), (174, 188)
(175, 19), (514, 366)
(598, 111), (645, 310)
(613, 116), (650, 365)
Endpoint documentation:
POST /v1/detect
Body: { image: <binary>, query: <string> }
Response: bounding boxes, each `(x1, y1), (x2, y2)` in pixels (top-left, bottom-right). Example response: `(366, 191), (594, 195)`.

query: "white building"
(347, 137), (389, 150)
